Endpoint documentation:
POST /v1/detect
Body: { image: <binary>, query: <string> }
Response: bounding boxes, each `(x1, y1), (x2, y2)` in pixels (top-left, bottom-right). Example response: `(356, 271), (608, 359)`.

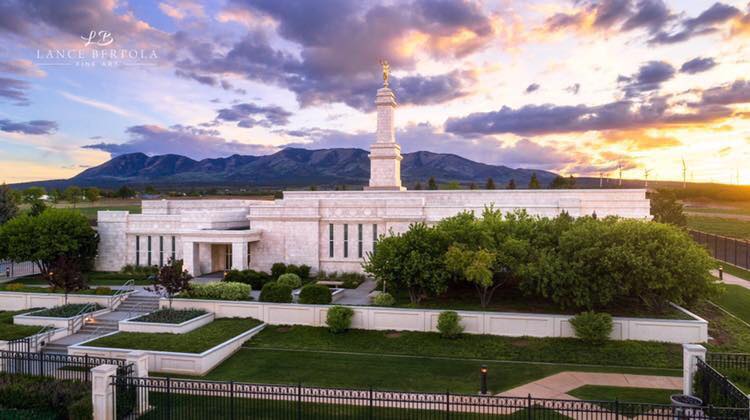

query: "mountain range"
(14, 147), (561, 190)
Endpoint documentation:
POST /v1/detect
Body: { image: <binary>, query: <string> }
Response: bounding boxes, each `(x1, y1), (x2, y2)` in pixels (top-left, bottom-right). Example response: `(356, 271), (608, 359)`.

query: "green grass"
(687, 216), (750, 240)
(244, 325), (682, 369)
(171, 347), (678, 394)
(0, 283), (119, 295)
(31, 303), (103, 318)
(712, 284), (750, 324)
(388, 286), (690, 319)
(0, 310), (48, 341)
(567, 385), (678, 404)
(140, 393), (568, 420)
(720, 264), (750, 282)
(13, 272), (152, 286)
(65, 204), (141, 221)
(685, 207), (750, 216)
(133, 308), (207, 324)
(86, 318), (262, 353)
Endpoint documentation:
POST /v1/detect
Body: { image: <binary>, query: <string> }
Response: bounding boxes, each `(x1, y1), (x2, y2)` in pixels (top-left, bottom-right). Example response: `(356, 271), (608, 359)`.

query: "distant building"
(96, 74), (650, 275)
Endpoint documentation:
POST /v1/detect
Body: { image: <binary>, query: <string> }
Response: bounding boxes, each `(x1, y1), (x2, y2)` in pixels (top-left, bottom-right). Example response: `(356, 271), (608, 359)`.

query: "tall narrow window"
(358, 224), (363, 258)
(343, 224), (349, 258)
(224, 244), (233, 270)
(147, 236), (152, 266)
(135, 235), (140, 266)
(328, 224), (334, 258)
(159, 236), (164, 267)
(247, 242), (252, 265)
(372, 224), (378, 253)
(171, 236), (176, 261)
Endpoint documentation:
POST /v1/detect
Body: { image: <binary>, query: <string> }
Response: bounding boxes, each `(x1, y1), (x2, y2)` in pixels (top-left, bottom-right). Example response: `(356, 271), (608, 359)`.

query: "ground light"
(480, 365), (488, 395)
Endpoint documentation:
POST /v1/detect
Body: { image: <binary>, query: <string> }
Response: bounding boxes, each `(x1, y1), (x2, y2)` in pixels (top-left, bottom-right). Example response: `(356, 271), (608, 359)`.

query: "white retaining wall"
(0, 291), (134, 311)
(13, 308), (111, 329)
(69, 323), (266, 375)
(119, 312), (215, 334)
(163, 298), (708, 344)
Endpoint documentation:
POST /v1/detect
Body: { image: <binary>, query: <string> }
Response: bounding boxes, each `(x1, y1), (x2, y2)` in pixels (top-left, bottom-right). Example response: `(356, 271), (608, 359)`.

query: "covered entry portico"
(182, 229), (262, 276)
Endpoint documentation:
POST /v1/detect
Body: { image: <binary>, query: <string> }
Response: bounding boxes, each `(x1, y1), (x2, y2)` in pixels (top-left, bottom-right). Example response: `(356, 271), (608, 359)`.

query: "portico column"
(232, 242), (248, 270)
(182, 241), (198, 276)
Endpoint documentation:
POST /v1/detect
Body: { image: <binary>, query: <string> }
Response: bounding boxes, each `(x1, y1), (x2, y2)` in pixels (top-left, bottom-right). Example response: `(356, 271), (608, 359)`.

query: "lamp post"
(719, 266), (723, 280)
(479, 365), (488, 395)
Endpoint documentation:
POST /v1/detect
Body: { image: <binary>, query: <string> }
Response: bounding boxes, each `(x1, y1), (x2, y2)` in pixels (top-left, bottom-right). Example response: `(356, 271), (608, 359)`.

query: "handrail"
(29, 325), (55, 352)
(127, 301), (148, 319)
(108, 279), (135, 310)
(67, 303), (95, 334)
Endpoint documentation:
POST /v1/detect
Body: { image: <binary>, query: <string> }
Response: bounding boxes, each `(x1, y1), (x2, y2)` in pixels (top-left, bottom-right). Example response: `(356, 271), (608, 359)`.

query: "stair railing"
(30, 324), (55, 352)
(107, 279), (135, 310)
(67, 303), (95, 334)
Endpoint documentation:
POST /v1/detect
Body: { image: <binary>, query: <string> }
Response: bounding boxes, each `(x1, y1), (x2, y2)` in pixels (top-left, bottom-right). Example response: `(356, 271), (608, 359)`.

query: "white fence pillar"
(91, 364), (118, 420)
(126, 351), (149, 410)
(683, 343), (707, 395)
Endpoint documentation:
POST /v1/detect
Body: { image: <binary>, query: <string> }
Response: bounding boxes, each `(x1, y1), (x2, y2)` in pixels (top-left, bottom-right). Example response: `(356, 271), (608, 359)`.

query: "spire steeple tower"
(366, 60), (405, 191)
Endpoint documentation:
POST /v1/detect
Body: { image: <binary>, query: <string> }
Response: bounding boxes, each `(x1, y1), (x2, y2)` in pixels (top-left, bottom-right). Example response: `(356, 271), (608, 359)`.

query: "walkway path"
(498, 372), (681, 400)
(712, 269), (750, 290)
(336, 279), (377, 305)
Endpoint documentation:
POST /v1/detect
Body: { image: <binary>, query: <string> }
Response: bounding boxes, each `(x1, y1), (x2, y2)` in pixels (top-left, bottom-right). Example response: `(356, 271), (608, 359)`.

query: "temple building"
(95, 70), (650, 276)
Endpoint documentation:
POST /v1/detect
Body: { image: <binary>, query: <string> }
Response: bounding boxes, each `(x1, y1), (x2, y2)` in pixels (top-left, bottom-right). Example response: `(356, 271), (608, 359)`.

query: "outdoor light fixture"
(719, 266), (723, 280)
(480, 365), (488, 395)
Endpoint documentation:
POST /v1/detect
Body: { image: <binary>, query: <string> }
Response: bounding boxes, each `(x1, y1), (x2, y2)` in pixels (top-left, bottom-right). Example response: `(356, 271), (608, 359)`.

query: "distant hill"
(12, 147), (560, 190)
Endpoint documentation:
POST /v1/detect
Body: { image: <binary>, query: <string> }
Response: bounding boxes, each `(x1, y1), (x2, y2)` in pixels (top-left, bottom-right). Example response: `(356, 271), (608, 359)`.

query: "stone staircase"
(117, 294), (160, 314)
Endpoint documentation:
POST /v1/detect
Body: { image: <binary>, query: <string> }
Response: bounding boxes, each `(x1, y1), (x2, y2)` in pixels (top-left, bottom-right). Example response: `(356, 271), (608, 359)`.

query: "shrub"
(339, 272), (366, 289)
(437, 311), (464, 339)
(326, 305), (354, 333)
(4, 282), (24, 292)
(298, 284), (332, 304)
(33, 303), (103, 318)
(277, 273), (302, 289)
(94, 286), (112, 295)
(120, 264), (158, 276)
(271, 262), (287, 279)
(372, 292), (395, 306)
(570, 311), (613, 344)
(260, 282), (292, 303)
(0, 373), (91, 419)
(224, 269), (271, 290)
(182, 282), (251, 301)
(298, 265), (312, 281)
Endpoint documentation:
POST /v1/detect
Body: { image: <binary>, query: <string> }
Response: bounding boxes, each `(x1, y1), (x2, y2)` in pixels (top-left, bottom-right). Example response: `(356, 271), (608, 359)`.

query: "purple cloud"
(680, 57), (717, 74)
(215, 102), (292, 128)
(525, 83), (540, 94)
(0, 119), (57, 134)
(0, 77), (30, 105)
(617, 60), (675, 97)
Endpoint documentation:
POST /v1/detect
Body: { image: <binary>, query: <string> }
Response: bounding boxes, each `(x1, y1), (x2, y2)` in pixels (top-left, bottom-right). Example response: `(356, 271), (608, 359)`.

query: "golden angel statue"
(380, 59), (390, 87)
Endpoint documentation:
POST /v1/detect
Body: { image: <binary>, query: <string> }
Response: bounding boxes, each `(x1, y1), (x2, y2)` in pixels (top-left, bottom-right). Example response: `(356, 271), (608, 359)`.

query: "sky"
(0, 0), (749, 185)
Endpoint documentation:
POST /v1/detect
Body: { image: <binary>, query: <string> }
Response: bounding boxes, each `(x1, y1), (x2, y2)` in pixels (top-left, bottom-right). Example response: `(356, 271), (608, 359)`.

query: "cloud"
(699, 79), (750, 105)
(566, 83), (581, 95)
(0, 59), (45, 77)
(525, 83), (540, 94)
(679, 57), (717, 74)
(649, 2), (742, 44)
(59, 91), (137, 118)
(617, 60), (675, 97)
(600, 129), (680, 150)
(84, 124), (277, 160)
(0, 77), (29, 105)
(158, 1), (205, 20)
(0, 119), (57, 134)
(215, 102), (292, 128)
(544, 0), (673, 34)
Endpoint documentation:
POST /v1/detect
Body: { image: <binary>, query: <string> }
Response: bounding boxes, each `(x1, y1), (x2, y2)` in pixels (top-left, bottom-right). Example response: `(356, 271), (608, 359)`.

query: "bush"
(271, 262), (287, 279)
(224, 269), (271, 290)
(120, 264), (158, 276)
(182, 282), (251, 301)
(94, 287), (112, 295)
(570, 311), (613, 344)
(298, 284), (332, 304)
(33, 303), (103, 318)
(437, 311), (464, 339)
(326, 305), (354, 333)
(260, 282), (292, 303)
(277, 273), (302, 289)
(372, 292), (395, 306)
(298, 265), (312, 281)
(339, 272), (366, 289)
(0, 373), (91, 419)
(4, 282), (24, 292)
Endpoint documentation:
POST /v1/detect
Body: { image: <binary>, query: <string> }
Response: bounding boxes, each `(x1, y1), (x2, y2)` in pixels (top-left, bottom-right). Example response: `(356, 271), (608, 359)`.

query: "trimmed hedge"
(260, 282), (292, 303)
(0, 373), (92, 419)
(182, 282), (251, 301)
(270, 262), (312, 282)
(223, 269), (271, 290)
(372, 292), (395, 306)
(298, 284), (332, 304)
(570, 311), (613, 344)
(326, 306), (354, 333)
(277, 273), (302, 289)
(437, 311), (464, 339)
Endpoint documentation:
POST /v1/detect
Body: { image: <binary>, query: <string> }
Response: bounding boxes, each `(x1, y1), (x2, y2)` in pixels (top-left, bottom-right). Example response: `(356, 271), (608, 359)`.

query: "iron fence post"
(615, 398), (619, 418)
(230, 380), (235, 420)
(369, 386), (373, 420)
(445, 389), (450, 420)
(527, 393), (532, 420)
(297, 382), (302, 420)
(166, 377), (172, 420)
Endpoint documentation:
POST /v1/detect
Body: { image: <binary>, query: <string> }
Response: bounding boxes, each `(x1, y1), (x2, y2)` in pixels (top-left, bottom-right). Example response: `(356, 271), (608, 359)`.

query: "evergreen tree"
(0, 183), (18, 225)
(469, 182), (477, 190)
(414, 182), (422, 190)
(528, 173), (540, 189)
(506, 179), (516, 190)
(428, 177), (438, 190)
(485, 177), (495, 190)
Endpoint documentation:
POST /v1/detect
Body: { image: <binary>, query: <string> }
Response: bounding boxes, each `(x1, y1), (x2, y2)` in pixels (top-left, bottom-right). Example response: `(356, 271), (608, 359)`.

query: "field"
(686, 215), (750, 240)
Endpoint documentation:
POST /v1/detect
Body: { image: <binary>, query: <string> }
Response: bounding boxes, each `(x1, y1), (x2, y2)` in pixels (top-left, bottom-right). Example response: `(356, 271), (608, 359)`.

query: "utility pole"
(681, 158), (687, 189)
(644, 168), (652, 188)
(618, 164), (623, 187)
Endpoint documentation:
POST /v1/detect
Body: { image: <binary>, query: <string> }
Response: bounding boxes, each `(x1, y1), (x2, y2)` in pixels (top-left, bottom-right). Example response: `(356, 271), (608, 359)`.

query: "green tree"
(427, 177), (438, 190)
(0, 183), (19, 224)
(147, 258), (193, 308)
(550, 175), (576, 189)
(64, 186), (82, 208)
(363, 223), (450, 304)
(445, 181), (461, 190)
(49, 189), (63, 203)
(506, 179), (516, 189)
(144, 185), (157, 195)
(485, 177), (495, 190)
(22, 187), (46, 203)
(115, 185), (136, 199)
(414, 182), (422, 190)
(28, 199), (47, 217)
(48, 254), (87, 303)
(528, 173), (540, 189)
(0, 209), (98, 283)
(650, 189), (686, 227)
(83, 187), (100, 203)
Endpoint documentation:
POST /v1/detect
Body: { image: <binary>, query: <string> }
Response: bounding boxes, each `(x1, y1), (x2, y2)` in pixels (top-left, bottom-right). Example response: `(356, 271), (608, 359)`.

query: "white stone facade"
(95, 84), (651, 276)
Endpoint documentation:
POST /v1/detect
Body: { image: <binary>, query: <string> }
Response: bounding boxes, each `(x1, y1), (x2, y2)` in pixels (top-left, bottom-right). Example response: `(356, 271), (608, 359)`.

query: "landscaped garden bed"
(120, 309), (214, 334)
(27, 303), (103, 318)
(0, 310), (47, 341)
(0, 284), (117, 295)
(133, 308), (207, 324)
(14, 271), (153, 286)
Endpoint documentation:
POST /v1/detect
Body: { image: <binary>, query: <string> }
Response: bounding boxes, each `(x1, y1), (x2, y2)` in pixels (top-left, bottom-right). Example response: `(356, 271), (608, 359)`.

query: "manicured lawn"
(31, 303), (103, 318)
(712, 284), (750, 324)
(72, 205), (141, 221)
(0, 284), (118, 294)
(388, 286), (691, 320)
(86, 318), (262, 353)
(142, 393), (567, 419)
(14, 272), (152, 286)
(685, 206), (750, 216)
(567, 385), (678, 404)
(0, 310), (47, 340)
(721, 264), (750, 282)
(244, 325), (682, 369)
(172, 347), (679, 394)
(687, 216), (750, 240)
(692, 302), (750, 354)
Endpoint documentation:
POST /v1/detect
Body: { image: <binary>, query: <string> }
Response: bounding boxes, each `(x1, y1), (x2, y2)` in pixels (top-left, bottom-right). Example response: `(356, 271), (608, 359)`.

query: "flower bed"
(120, 309), (215, 334)
(133, 308), (207, 324)
(31, 304), (103, 318)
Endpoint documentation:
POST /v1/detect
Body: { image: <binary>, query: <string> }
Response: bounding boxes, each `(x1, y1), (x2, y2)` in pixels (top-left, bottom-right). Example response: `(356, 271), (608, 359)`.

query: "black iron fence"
(695, 358), (749, 410)
(0, 350), (132, 382)
(707, 353), (750, 372)
(112, 376), (750, 419)
(689, 230), (750, 270)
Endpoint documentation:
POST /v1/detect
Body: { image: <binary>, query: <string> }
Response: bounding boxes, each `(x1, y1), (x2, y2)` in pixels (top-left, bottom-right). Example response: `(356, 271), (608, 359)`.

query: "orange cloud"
(601, 130), (681, 150)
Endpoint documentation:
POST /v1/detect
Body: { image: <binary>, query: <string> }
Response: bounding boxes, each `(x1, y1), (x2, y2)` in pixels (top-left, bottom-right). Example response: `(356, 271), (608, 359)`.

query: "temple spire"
(366, 61), (405, 191)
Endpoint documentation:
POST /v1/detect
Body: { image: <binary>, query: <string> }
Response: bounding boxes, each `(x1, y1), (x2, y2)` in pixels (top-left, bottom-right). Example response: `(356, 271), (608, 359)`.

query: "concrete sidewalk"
(712, 269), (750, 290)
(498, 372), (681, 399)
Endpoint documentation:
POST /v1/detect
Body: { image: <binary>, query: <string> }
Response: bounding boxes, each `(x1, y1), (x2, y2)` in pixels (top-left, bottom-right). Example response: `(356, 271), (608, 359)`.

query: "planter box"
(13, 307), (111, 330)
(69, 323), (266, 375)
(0, 290), (135, 311)
(0, 327), (69, 352)
(163, 298), (708, 344)
(119, 312), (215, 334)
